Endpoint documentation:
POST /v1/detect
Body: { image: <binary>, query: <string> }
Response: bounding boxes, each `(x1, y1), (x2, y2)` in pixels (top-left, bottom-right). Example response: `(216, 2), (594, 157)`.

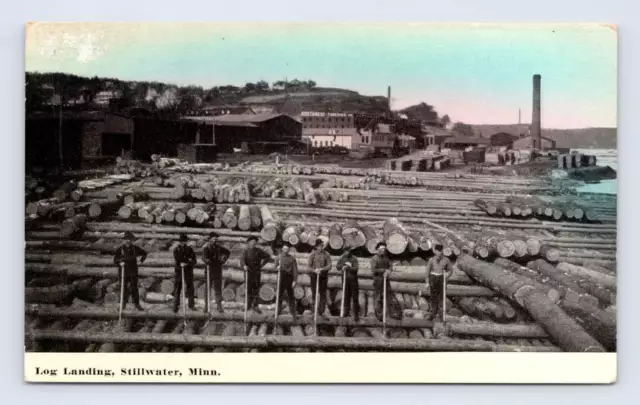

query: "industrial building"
(300, 112), (355, 129)
(489, 132), (520, 148)
(514, 135), (556, 150)
(302, 127), (359, 149)
(182, 113), (302, 153)
(26, 110), (134, 170)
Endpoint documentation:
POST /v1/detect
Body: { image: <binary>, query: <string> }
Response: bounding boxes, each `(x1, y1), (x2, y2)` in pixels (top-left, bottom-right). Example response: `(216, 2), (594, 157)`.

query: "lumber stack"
(475, 197), (601, 223)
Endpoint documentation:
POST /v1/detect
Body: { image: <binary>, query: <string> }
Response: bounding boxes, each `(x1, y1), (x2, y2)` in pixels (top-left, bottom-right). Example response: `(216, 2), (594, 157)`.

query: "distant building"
(182, 113), (302, 153)
(299, 112), (355, 129)
(93, 90), (122, 106)
(197, 105), (255, 116)
(490, 132), (520, 148)
(302, 127), (359, 149)
(26, 110), (134, 169)
(513, 135), (556, 150)
(443, 136), (490, 150)
(422, 125), (454, 148)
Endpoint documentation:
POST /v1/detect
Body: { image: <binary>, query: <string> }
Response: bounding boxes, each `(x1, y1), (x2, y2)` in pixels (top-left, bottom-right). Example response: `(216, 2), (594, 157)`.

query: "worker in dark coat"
(113, 231), (147, 311)
(337, 248), (360, 321)
(422, 243), (454, 321)
(370, 242), (402, 321)
(241, 236), (271, 314)
(172, 234), (197, 313)
(274, 243), (299, 320)
(308, 240), (332, 317)
(202, 231), (231, 313)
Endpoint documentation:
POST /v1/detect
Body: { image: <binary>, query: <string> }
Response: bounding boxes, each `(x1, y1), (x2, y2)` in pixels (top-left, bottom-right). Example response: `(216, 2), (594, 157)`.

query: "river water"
(572, 148), (617, 195)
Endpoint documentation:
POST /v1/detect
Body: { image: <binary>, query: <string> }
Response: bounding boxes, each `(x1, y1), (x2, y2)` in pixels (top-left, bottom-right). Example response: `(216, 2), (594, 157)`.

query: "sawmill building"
(26, 110), (134, 170)
(182, 113), (302, 153)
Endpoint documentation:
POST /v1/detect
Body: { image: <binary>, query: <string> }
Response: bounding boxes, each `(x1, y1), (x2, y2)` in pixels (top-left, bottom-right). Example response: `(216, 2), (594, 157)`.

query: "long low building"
(183, 113), (302, 153)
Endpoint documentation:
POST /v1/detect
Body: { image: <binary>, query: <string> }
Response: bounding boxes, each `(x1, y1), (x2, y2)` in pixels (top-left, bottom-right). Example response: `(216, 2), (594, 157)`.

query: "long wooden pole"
(340, 272), (347, 320)
(314, 271), (320, 337)
(382, 273), (388, 338)
(118, 264), (125, 324)
(205, 265), (211, 314)
(180, 264), (187, 327)
(274, 265), (282, 333)
(244, 270), (249, 335)
(442, 271), (447, 334)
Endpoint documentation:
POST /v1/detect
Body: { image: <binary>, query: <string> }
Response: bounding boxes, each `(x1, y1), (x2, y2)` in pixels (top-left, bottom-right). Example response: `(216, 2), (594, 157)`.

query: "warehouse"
(183, 113), (302, 153)
(489, 132), (519, 148)
(26, 110), (134, 170)
(513, 135), (557, 150)
(302, 127), (359, 149)
(442, 136), (490, 150)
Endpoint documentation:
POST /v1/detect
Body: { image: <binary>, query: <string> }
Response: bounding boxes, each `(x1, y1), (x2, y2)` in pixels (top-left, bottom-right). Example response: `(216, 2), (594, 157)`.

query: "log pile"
(475, 197), (601, 223)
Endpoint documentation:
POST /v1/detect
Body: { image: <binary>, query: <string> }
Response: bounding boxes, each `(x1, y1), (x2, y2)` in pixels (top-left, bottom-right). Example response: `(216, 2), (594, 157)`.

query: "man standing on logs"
(202, 231), (230, 313)
(172, 234), (197, 313)
(274, 243), (299, 321)
(423, 243), (453, 321)
(241, 236), (271, 314)
(308, 240), (332, 317)
(337, 247), (360, 322)
(370, 242), (401, 321)
(113, 231), (147, 311)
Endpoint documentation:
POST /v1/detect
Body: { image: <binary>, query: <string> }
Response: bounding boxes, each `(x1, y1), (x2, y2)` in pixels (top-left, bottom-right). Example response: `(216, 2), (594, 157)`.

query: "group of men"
(113, 231), (454, 322)
(114, 230), (230, 314)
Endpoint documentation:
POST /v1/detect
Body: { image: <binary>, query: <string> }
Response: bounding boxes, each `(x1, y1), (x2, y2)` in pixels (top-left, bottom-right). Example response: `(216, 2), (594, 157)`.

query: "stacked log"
(457, 255), (604, 352)
(260, 206), (282, 242)
(383, 218), (409, 255)
(476, 196), (601, 223)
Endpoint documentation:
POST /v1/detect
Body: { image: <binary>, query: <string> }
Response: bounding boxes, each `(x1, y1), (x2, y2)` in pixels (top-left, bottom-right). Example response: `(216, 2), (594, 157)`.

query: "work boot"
(188, 304), (196, 311)
(134, 303), (144, 311)
(216, 303), (224, 313)
(172, 306), (179, 313)
(252, 306), (262, 314)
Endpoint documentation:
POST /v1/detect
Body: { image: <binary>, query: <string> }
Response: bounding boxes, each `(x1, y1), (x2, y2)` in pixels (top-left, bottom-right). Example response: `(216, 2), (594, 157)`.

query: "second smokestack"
(532, 74), (542, 149)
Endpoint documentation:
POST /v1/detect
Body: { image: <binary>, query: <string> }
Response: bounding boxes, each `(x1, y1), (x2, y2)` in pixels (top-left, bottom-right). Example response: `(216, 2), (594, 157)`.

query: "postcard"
(24, 22), (617, 383)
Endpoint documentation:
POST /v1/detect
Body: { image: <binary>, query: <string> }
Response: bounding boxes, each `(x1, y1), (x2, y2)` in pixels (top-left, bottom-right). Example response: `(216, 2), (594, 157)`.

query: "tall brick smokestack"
(387, 85), (391, 115)
(532, 74), (542, 150)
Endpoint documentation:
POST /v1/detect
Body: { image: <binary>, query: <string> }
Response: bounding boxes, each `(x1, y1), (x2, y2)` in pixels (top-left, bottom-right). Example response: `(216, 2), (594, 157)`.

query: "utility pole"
(57, 82), (64, 169)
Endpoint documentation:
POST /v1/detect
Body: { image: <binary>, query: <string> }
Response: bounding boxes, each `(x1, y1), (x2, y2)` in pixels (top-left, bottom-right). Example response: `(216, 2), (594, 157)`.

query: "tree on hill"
(399, 102), (439, 122)
(441, 114), (451, 127)
(452, 122), (475, 137)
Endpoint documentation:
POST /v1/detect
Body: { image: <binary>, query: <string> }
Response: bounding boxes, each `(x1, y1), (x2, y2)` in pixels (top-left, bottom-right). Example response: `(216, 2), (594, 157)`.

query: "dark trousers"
(343, 274), (360, 318)
(276, 272), (297, 315)
(310, 271), (328, 315)
(373, 275), (401, 320)
(118, 266), (140, 305)
(246, 270), (261, 309)
(206, 266), (224, 306)
(173, 265), (195, 310)
(429, 274), (446, 320)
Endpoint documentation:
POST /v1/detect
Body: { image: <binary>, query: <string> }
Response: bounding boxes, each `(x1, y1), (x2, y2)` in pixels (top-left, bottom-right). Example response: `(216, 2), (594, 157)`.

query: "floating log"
(457, 255), (605, 352)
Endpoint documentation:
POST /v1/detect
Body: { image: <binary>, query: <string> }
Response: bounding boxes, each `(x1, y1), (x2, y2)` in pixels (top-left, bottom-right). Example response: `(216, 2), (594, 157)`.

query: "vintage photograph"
(24, 23), (616, 357)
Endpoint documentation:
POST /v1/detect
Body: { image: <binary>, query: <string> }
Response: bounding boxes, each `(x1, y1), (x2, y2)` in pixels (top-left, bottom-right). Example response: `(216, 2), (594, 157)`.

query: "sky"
(25, 23), (618, 129)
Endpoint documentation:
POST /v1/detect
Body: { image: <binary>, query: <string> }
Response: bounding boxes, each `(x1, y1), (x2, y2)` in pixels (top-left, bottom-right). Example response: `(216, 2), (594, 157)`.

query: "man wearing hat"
(370, 241), (401, 321)
(202, 231), (231, 313)
(172, 234), (198, 312)
(241, 236), (272, 313)
(423, 243), (454, 321)
(337, 247), (360, 321)
(308, 240), (332, 316)
(274, 243), (299, 320)
(113, 231), (147, 311)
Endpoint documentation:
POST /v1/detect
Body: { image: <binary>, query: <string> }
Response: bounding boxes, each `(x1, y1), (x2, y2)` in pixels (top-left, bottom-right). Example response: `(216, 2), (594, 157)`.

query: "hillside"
(25, 72), (390, 115)
(470, 124), (617, 149)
